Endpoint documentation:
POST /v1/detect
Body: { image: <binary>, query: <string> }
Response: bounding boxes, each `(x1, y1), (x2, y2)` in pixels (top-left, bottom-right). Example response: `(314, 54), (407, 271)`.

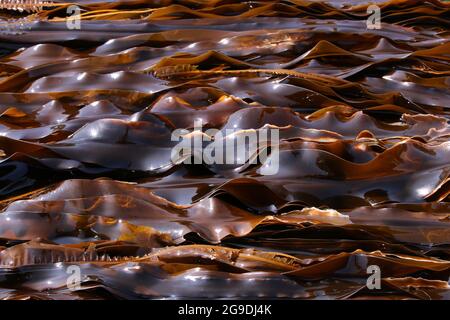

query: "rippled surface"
(0, 0), (449, 300)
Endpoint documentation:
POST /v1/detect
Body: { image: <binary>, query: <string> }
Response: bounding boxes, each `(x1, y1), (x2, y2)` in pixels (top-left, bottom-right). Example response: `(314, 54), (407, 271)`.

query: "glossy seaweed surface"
(0, 0), (449, 299)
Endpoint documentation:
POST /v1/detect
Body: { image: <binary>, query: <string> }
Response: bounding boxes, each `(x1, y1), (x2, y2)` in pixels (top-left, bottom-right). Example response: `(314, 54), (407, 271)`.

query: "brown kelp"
(0, 0), (449, 300)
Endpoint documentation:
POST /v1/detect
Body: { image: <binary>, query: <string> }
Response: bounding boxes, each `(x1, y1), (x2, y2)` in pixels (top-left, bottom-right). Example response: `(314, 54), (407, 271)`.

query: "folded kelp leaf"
(0, 88), (248, 142)
(1, 44), (85, 69)
(0, 210), (175, 247)
(0, 240), (317, 269)
(0, 179), (354, 243)
(85, 20), (441, 57)
(381, 277), (450, 300)
(2, 243), (450, 299)
(0, 239), (173, 267)
(221, 209), (450, 256)
(286, 249), (450, 280)
(256, 138), (450, 180)
(0, 116), (179, 173)
(8, 0), (446, 28)
(138, 158), (449, 209)
(148, 91), (248, 129)
(2, 34), (449, 118)
(209, 75), (445, 115)
(0, 262), (367, 299)
(363, 76), (450, 111)
(154, 137), (447, 209)
(0, 0), (449, 301)
(0, 105), (447, 182)
(347, 205), (450, 244)
(1, 263), (448, 299)
(219, 106), (450, 139)
(0, 100), (127, 141)
(1, 11), (446, 52)
(23, 71), (170, 95)
(4, 241), (448, 277)
(222, 229), (428, 258)
(243, 139), (449, 207)
(3, 178), (450, 249)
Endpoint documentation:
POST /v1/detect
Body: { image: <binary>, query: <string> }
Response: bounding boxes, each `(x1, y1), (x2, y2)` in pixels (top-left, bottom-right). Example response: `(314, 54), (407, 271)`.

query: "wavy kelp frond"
(0, 0), (449, 300)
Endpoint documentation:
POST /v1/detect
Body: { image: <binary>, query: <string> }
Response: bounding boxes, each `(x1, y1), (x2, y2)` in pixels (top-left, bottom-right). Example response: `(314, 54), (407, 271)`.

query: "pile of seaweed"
(0, 0), (449, 299)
